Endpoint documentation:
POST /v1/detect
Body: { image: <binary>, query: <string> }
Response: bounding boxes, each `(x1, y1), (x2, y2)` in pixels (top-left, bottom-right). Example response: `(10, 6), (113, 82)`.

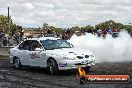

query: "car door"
(17, 40), (31, 65)
(27, 40), (47, 67)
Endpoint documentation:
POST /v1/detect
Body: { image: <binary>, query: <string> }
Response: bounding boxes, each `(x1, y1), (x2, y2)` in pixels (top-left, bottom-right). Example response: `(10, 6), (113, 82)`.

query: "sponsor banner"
(78, 75), (130, 84)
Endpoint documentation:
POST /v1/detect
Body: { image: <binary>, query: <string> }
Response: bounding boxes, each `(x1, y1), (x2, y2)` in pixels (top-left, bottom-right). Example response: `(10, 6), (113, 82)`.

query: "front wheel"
(14, 58), (21, 69)
(47, 59), (59, 75)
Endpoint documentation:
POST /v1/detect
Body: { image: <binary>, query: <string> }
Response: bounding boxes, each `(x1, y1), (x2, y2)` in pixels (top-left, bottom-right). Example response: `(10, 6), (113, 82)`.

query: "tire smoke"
(69, 30), (132, 63)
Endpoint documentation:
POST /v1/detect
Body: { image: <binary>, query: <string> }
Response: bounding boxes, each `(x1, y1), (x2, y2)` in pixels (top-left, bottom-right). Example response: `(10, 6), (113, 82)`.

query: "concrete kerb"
(1, 46), (15, 48)
(0, 54), (9, 59)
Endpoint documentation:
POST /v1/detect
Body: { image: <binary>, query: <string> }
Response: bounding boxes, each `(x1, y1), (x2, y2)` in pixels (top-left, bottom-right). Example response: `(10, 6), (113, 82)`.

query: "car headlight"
(62, 57), (76, 60)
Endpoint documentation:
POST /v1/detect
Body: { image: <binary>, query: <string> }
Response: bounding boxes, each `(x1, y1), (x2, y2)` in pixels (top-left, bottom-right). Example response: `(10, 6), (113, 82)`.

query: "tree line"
(42, 20), (132, 34)
(1, 15), (132, 35)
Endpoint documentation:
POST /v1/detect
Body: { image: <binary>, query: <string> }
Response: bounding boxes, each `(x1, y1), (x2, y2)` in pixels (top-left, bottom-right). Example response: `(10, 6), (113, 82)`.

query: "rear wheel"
(13, 58), (21, 69)
(47, 59), (59, 75)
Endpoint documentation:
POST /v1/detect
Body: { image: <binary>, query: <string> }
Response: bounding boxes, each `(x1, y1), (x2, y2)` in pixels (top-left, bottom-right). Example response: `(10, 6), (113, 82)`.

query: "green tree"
(95, 20), (125, 30)
(70, 26), (81, 33)
(0, 15), (13, 33)
(54, 28), (64, 33)
(124, 25), (132, 32)
(42, 23), (48, 30)
(0, 15), (22, 35)
(49, 26), (56, 32)
(81, 25), (94, 32)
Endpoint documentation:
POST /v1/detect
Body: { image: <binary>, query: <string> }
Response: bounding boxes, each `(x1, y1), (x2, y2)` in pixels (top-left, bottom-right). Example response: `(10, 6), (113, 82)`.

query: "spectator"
(93, 29), (97, 34)
(0, 39), (2, 48)
(107, 27), (112, 34)
(66, 29), (71, 35)
(97, 29), (102, 37)
(0, 31), (2, 38)
(62, 32), (70, 40)
(130, 31), (132, 37)
(20, 30), (24, 41)
(2, 36), (7, 46)
(112, 28), (117, 32)
(87, 29), (93, 34)
(47, 29), (52, 34)
(8, 36), (13, 46)
(0, 31), (5, 38)
(102, 29), (107, 35)
(14, 32), (20, 44)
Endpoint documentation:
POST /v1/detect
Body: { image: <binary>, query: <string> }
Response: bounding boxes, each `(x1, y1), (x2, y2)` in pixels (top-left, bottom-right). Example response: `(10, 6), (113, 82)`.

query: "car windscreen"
(40, 39), (73, 50)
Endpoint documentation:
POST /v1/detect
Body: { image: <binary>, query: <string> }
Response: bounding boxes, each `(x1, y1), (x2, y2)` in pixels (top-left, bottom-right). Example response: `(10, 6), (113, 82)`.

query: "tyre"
(83, 66), (91, 73)
(47, 59), (59, 75)
(13, 58), (21, 69)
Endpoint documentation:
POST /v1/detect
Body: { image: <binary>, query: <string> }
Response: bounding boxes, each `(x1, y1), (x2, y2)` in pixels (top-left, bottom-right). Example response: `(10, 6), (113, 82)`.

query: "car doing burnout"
(9, 37), (95, 74)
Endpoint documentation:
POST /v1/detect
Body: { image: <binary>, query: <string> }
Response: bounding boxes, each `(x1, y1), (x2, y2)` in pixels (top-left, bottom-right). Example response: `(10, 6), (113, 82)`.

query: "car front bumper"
(58, 58), (95, 70)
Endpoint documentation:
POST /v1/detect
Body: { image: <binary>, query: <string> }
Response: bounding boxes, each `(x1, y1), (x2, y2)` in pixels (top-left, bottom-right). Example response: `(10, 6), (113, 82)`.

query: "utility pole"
(8, 7), (10, 34)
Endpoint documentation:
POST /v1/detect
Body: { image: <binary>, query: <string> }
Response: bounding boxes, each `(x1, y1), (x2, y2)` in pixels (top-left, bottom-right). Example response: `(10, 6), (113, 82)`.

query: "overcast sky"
(0, 0), (132, 28)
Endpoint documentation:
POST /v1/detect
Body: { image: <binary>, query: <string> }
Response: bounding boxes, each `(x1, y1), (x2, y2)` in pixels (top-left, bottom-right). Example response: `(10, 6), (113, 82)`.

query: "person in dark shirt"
(0, 39), (2, 47)
(2, 36), (7, 46)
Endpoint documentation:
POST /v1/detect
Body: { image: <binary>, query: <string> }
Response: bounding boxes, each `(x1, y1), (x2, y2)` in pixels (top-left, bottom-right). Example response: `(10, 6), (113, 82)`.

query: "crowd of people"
(61, 27), (132, 39)
(0, 27), (132, 47)
(0, 31), (24, 47)
(87, 27), (120, 38)
(61, 27), (121, 40)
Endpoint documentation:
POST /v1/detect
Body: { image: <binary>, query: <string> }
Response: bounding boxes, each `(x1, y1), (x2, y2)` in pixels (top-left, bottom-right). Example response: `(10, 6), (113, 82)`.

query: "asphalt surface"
(0, 57), (131, 88)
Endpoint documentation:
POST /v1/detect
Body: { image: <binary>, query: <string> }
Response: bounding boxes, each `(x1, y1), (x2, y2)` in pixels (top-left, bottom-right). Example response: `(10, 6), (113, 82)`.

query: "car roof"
(26, 37), (61, 41)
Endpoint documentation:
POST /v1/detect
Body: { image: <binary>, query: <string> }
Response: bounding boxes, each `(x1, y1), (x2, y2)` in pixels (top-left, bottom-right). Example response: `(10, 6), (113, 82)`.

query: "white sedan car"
(9, 37), (95, 74)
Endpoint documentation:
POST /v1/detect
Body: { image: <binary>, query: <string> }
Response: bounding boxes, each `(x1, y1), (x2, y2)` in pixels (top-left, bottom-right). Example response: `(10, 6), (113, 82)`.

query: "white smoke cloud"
(69, 31), (132, 63)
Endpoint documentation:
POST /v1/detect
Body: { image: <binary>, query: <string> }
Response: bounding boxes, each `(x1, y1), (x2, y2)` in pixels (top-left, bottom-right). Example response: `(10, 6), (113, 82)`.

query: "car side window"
(18, 40), (31, 50)
(30, 40), (42, 51)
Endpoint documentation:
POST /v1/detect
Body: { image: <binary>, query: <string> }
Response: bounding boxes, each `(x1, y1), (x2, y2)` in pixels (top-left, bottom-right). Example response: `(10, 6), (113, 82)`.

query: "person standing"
(0, 39), (2, 48)
(2, 36), (7, 46)
(20, 30), (24, 41)
(8, 36), (13, 46)
(14, 32), (20, 45)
